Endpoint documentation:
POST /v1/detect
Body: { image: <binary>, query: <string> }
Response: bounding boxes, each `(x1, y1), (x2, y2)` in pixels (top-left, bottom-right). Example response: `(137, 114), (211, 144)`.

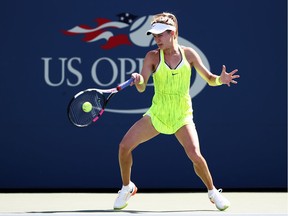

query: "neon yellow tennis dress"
(144, 47), (193, 134)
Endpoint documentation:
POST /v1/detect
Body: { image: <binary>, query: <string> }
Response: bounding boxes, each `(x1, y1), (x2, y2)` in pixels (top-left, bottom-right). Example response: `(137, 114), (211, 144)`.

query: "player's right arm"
(132, 49), (159, 93)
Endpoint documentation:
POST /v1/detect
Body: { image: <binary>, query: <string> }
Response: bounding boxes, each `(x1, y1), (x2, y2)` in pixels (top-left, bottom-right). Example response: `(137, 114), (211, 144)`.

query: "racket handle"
(116, 77), (134, 91)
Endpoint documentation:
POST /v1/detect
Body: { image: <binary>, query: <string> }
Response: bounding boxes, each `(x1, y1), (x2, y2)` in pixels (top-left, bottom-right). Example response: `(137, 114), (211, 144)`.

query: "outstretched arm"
(185, 47), (240, 87)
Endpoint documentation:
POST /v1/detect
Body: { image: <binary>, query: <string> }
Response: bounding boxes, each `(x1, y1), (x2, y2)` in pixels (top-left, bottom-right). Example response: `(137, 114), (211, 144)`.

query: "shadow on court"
(28, 209), (219, 214)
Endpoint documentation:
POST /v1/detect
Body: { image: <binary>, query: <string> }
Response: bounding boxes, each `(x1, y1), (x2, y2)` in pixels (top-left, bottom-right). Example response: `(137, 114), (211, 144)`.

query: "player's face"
(152, 31), (172, 49)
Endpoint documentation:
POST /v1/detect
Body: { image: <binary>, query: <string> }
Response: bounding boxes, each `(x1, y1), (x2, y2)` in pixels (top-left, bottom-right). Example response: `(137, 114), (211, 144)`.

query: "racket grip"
(117, 77), (134, 91)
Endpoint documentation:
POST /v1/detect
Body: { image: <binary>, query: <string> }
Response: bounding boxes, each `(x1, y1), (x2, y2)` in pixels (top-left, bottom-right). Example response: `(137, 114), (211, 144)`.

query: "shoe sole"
(114, 203), (128, 210)
(114, 186), (138, 210)
(210, 199), (230, 211)
(219, 205), (229, 211)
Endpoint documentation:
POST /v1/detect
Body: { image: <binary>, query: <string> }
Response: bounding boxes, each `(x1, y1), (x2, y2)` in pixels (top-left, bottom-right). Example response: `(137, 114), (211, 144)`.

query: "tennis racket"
(67, 78), (134, 127)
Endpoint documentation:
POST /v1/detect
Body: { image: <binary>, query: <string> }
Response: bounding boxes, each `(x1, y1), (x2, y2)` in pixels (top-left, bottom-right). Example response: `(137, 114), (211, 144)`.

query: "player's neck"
(164, 44), (180, 56)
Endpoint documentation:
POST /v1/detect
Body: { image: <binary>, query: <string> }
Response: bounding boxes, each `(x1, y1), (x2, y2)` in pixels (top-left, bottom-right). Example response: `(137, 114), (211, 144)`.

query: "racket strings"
(68, 90), (105, 127)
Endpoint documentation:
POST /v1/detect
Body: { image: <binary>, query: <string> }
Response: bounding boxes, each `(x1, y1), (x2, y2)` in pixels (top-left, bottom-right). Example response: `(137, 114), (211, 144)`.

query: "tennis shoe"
(209, 188), (230, 211)
(113, 182), (137, 210)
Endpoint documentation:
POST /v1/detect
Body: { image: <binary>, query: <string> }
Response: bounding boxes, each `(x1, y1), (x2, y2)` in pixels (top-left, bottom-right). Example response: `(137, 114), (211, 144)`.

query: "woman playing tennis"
(113, 12), (239, 211)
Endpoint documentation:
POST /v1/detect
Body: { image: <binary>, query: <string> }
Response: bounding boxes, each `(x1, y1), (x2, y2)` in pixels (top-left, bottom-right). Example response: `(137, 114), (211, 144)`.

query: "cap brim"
(146, 23), (176, 35)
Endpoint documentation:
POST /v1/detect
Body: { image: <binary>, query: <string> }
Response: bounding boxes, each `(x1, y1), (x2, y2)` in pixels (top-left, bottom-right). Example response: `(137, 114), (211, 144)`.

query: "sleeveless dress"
(144, 47), (193, 134)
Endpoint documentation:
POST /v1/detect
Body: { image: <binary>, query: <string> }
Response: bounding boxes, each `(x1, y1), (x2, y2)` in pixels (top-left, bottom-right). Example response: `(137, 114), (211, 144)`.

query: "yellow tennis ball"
(82, 102), (92, 113)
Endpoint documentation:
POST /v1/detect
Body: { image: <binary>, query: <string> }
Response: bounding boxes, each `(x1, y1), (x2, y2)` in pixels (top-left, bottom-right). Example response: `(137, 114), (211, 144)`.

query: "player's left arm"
(184, 47), (240, 86)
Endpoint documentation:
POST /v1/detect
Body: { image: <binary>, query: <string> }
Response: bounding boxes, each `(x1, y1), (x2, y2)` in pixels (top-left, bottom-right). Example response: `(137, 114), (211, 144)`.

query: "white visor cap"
(146, 23), (176, 35)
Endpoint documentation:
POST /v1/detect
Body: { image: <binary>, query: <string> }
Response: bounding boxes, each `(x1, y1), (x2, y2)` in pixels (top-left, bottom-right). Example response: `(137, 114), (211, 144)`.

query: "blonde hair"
(151, 12), (178, 38)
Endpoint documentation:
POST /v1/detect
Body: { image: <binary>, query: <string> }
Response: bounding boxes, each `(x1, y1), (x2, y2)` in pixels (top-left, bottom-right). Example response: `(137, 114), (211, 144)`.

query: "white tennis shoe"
(113, 182), (138, 210)
(209, 188), (230, 211)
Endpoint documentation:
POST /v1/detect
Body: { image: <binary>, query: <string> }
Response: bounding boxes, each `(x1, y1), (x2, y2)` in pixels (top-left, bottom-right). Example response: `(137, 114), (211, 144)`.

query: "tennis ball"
(82, 102), (92, 113)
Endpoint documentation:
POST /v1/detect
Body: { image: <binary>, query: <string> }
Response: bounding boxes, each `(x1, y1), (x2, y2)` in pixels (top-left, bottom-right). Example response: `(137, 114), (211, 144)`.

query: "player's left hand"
(220, 65), (240, 87)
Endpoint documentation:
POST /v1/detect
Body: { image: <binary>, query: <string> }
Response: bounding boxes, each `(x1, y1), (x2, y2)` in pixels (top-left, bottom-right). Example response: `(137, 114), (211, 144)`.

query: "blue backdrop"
(0, 0), (286, 191)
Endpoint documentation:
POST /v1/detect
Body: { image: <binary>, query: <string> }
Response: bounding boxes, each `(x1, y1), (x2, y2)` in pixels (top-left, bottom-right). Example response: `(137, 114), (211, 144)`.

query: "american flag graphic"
(63, 13), (138, 50)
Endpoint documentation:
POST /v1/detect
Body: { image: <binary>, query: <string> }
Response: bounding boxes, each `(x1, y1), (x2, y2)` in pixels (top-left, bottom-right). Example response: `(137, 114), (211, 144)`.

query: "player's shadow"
(28, 209), (219, 214)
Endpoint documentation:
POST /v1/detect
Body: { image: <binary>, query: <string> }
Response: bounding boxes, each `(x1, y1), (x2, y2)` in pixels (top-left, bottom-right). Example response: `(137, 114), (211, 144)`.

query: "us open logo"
(42, 13), (209, 114)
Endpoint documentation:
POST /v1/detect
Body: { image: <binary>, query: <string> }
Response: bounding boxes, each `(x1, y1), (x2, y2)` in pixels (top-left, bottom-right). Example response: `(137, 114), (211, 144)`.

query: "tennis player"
(113, 12), (239, 211)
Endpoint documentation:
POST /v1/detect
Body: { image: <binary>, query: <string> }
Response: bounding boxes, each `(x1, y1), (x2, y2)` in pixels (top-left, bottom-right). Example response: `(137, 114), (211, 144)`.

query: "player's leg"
(175, 123), (230, 211)
(175, 123), (214, 189)
(119, 115), (159, 185)
(114, 115), (159, 210)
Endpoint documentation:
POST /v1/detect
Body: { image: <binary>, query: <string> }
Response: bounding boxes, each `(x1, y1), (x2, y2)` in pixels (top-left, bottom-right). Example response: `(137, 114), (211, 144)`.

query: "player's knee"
(186, 149), (203, 164)
(119, 141), (132, 154)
